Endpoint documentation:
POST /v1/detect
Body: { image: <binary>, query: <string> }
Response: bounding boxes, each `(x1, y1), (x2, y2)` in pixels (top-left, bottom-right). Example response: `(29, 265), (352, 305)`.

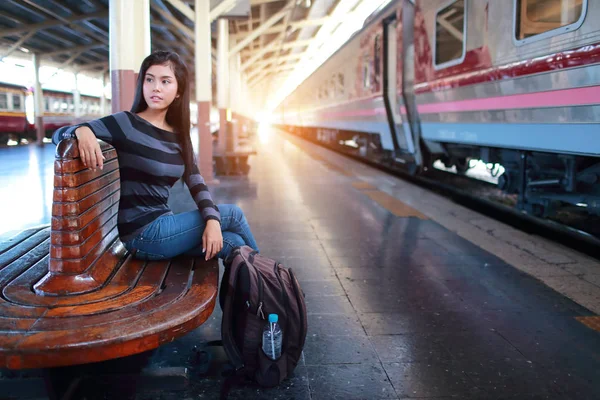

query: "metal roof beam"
(165, 0), (239, 23)
(247, 62), (293, 81)
(247, 52), (303, 69)
(154, 7), (194, 38)
(0, 11), (108, 38)
(165, 0), (195, 21)
(209, 0), (239, 22)
(248, 70), (289, 88)
(250, 0), (284, 5)
(0, 31), (35, 60)
(240, 35), (281, 71)
(77, 61), (107, 70)
(58, 51), (83, 69)
(232, 15), (337, 40)
(43, 42), (103, 58)
(10, 0), (109, 46)
(229, 1), (293, 56)
(241, 38), (311, 59)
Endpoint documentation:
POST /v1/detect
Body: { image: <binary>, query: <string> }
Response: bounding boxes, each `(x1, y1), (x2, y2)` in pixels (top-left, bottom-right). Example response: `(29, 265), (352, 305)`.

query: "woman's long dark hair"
(131, 51), (195, 180)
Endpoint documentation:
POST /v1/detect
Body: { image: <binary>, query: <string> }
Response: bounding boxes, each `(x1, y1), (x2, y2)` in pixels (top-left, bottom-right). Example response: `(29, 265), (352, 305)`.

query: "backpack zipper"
(274, 262), (291, 352)
(254, 263), (265, 320)
(287, 268), (306, 349)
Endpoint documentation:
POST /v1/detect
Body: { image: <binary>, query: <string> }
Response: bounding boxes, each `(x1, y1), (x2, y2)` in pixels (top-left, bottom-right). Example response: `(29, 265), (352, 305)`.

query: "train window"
(337, 73), (345, 95)
(330, 77), (336, 98)
(363, 56), (371, 88)
(0, 93), (7, 109)
(515, 0), (586, 43)
(374, 34), (381, 77)
(434, 0), (466, 69)
(12, 94), (21, 110)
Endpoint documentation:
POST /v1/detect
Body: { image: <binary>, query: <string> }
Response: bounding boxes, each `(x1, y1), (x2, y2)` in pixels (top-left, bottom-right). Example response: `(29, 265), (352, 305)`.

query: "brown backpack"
(219, 245), (308, 391)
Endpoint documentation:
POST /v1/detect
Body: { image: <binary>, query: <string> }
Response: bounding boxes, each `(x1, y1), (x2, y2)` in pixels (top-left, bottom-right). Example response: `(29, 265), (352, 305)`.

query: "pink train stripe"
(416, 85), (600, 114)
(319, 108), (387, 118)
(302, 85), (600, 119)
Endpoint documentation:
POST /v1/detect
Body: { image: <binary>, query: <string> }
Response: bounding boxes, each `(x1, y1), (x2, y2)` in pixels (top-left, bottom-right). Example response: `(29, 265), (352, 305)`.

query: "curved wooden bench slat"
(44, 259), (170, 317)
(0, 139), (219, 369)
(36, 240), (128, 296)
(0, 228), (218, 369)
(0, 227), (45, 254)
(0, 258), (217, 369)
(33, 262), (195, 330)
(5, 255), (145, 307)
(0, 228), (49, 270)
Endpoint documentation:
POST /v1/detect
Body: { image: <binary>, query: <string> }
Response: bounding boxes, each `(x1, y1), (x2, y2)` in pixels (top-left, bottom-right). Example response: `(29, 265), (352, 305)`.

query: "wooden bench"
(0, 138), (218, 371)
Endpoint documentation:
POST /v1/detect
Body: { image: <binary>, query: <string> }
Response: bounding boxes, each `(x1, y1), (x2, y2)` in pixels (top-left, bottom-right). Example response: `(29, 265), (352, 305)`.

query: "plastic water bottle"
(262, 313), (282, 360)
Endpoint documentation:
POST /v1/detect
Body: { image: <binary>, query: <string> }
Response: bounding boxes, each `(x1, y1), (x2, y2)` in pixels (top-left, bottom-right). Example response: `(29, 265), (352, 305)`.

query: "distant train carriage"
(277, 0), (600, 219)
(0, 83), (29, 144)
(0, 82), (109, 145)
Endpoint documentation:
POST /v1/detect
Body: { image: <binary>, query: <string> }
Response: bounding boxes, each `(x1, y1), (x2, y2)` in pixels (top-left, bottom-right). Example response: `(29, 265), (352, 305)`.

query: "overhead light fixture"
(19, 47), (30, 53)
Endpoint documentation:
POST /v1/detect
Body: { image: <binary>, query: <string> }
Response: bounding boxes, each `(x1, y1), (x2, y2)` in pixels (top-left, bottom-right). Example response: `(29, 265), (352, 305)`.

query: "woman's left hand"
(202, 220), (223, 260)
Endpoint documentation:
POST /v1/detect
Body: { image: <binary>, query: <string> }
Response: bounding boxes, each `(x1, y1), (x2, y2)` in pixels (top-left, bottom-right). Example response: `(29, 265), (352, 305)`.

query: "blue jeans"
(123, 204), (259, 261)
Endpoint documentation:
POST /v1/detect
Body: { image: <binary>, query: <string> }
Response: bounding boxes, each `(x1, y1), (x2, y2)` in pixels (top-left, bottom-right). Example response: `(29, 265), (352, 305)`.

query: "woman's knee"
(223, 231), (245, 248)
(220, 204), (246, 221)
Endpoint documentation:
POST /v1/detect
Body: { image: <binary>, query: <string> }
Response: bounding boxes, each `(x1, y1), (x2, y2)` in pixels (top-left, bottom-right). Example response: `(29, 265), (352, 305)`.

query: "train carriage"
(0, 83), (29, 144)
(277, 0), (600, 219)
(0, 83), (108, 145)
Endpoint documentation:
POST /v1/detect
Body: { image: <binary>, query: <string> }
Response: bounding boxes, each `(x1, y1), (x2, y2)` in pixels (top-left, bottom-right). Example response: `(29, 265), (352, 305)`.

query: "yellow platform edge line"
(575, 316), (600, 332)
(351, 181), (377, 190)
(362, 190), (429, 219)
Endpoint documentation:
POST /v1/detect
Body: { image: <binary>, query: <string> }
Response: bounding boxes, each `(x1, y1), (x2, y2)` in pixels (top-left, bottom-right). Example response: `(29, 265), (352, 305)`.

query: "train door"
(382, 2), (421, 173)
(382, 17), (407, 159)
(399, 0), (423, 170)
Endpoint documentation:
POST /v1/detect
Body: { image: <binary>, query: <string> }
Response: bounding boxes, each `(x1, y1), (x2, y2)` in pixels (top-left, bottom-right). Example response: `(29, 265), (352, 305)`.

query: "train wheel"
(455, 157), (469, 174)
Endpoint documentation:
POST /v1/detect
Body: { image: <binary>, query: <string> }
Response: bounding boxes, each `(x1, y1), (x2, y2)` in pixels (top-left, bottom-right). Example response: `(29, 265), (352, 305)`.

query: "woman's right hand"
(75, 126), (104, 171)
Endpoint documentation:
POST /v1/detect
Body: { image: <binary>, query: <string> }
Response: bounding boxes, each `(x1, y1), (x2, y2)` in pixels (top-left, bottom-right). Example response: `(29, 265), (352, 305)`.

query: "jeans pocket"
(134, 249), (167, 261)
(137, 213), (172, 242)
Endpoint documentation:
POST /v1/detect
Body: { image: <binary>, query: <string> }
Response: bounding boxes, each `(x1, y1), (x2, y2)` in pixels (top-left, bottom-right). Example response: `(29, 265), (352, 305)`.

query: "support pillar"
(195, 0), (217, 183)
(217, 18), (229, 154)
(109, 0), (150, 113)
(100, 72), (108, 116)
(229, 52), (241, 146)
(33, 53), (44, 146)
(73, 73), (81, 118)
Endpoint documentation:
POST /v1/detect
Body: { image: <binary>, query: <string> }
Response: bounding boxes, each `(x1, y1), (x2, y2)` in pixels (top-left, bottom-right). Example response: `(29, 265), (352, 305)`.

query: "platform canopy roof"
(0, 0), (390, 108)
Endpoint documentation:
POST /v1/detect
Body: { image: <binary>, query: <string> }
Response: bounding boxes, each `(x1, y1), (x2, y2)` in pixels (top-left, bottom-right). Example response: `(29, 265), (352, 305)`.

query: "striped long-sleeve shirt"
(52, 111), (220, 243)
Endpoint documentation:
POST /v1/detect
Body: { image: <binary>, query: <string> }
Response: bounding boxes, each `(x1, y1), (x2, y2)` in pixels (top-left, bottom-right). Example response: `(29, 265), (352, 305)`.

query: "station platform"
(1, 130), (600, 400)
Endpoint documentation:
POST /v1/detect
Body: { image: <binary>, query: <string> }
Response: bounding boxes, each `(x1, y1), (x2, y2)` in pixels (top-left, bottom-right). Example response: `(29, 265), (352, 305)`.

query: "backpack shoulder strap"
(221, 247), (258, 372)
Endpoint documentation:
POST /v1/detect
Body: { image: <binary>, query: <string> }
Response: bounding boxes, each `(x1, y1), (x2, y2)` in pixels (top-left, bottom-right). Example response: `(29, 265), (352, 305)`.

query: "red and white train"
(277, 0), (599, 218)
(0, 82), (108, 144)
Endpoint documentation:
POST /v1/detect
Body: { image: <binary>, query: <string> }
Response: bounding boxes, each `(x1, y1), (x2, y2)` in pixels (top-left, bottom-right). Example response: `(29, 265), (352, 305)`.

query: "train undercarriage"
(439, 143), (600, 218)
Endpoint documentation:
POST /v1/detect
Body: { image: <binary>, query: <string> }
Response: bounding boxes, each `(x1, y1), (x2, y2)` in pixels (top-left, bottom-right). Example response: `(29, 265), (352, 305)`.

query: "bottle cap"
(268, 314), (278, 323)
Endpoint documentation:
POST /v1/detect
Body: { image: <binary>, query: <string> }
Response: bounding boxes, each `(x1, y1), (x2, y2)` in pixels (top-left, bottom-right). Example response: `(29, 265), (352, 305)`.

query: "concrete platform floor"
(1, 129), (600, 399)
